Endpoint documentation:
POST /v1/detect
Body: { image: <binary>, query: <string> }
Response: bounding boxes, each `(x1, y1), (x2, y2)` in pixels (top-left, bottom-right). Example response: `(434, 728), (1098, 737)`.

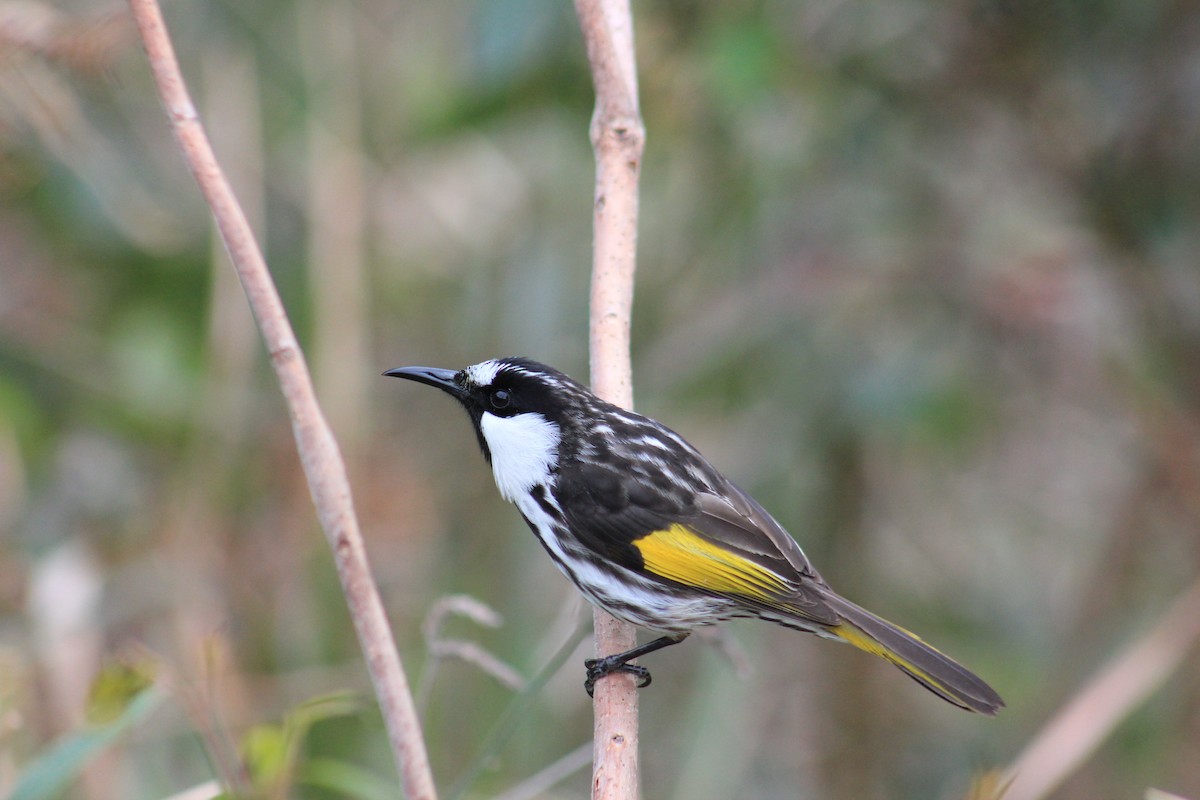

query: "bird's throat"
(479, 411), (561, 502)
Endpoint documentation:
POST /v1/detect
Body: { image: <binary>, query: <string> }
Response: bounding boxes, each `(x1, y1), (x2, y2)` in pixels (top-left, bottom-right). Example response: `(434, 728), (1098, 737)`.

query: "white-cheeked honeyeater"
(386, 357), (1003, 714)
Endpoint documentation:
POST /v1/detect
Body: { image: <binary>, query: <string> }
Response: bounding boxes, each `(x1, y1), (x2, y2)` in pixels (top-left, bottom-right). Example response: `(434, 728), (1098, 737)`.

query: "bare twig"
(494, 742), (594, 800)
(446, 625), (592, 800)
(419, 595), (526, 701)
(572, 0), (644, 797)
(1002, 576), (1200, 800)
(160, 779), (222, 800)
(126, 2), (435, 797)
(1146, 790), (1193, 800)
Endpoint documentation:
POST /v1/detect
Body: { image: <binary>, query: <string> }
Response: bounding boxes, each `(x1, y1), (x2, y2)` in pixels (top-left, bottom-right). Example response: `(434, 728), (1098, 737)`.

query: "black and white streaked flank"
(385, 357), (1004, 713)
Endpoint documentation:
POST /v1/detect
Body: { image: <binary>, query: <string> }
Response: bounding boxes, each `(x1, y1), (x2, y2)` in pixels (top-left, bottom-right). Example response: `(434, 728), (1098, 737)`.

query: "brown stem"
(126, 2), (436, 797)
(1002, 577), (1200, 800)
(573, 0), (645, 798)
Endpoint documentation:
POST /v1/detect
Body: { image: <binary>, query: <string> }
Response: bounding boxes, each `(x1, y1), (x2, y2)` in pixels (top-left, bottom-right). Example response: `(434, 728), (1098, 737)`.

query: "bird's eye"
(490, 389), (511, 410)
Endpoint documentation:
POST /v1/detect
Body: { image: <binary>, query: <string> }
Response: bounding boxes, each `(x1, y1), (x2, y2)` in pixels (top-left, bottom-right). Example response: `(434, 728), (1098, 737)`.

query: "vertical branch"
(126, 2), (437, 798)
(573, 0), (645, 798)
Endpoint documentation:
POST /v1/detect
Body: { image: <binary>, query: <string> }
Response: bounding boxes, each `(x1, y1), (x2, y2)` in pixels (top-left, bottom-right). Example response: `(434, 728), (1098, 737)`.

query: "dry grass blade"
(420, 595), (525, 698)
(1002, 577), (1200, 800)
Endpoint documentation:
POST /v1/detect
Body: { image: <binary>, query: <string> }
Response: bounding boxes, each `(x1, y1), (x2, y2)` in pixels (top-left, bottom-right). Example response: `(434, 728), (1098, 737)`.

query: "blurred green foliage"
(2, 0), (1200, 798)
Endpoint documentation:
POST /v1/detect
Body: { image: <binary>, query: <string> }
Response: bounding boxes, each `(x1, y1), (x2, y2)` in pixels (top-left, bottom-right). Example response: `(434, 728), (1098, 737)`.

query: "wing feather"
(557, 464), (836, 625)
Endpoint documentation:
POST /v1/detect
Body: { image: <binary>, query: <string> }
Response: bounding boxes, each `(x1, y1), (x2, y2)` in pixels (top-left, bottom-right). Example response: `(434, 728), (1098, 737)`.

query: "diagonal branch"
(126, 2), (436, 797)
(1001, 576), (1200, 800)
(573, 0), (645, 798)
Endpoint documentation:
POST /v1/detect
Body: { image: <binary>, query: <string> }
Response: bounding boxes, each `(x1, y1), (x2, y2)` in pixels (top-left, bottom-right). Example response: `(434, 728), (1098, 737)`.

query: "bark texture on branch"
(127, 2), (436, 797)
(573, 0), (645, 798)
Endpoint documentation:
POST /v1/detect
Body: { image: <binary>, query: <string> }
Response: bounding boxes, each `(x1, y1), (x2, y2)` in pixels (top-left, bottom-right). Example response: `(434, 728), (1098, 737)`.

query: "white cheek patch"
(479, 411), (561, 502)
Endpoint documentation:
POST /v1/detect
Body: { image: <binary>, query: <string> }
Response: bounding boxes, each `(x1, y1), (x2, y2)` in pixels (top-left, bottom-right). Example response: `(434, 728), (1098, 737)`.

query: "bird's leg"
(584, 633), (690, 697)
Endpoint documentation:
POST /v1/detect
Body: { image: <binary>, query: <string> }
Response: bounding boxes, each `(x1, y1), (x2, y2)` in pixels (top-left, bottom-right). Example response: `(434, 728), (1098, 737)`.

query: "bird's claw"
(584, 657), (652, 697)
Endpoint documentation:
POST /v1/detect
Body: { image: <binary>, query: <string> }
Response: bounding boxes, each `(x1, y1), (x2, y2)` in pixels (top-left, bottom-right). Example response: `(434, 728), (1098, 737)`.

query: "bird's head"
(385, 357), (592, 500)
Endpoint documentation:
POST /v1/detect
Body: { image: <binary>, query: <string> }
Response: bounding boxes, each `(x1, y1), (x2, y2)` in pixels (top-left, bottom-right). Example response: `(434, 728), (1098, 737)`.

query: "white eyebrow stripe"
(465, 360), (503, 386)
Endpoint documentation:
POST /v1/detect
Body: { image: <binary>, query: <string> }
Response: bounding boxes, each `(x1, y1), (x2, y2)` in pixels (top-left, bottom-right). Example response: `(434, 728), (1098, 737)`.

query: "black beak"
(383, 366), (464, 398)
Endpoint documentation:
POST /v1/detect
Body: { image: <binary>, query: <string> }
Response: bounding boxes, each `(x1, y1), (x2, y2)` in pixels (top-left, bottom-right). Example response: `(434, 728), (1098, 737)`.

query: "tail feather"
(820, 592), (1005, 715)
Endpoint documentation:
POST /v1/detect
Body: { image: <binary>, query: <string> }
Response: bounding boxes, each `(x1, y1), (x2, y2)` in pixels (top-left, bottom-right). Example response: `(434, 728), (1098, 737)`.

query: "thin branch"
(420, 595), (526, 697)
(1002, 576), (1200, 800)
(493, 742), (594, 800)
(446, 625), (592, 800)
(126, 2), (436, 797)
(573, 0), (644, 798)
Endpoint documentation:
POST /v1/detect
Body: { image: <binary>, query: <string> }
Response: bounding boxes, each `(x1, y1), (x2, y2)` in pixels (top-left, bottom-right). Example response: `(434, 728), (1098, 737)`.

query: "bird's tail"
(819, 591), (1005, 715)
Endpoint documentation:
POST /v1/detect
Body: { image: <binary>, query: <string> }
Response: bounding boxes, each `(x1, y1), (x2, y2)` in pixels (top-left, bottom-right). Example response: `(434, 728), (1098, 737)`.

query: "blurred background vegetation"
(2, 0), (1200, 798)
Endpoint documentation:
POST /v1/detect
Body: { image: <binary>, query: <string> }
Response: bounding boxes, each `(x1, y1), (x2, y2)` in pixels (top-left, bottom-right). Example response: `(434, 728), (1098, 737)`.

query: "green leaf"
(85, 659), (157, 725)
(241, 724), (289, 787)
(240, 691), (365, 793)
(296, 758), (398, 800)
(285, 691), (364, 733)
(10, 688), (163, 800)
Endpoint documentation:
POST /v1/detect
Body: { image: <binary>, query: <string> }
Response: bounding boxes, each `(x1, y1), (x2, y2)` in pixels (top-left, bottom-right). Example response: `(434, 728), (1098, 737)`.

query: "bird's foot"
(584, 657), (652, 697)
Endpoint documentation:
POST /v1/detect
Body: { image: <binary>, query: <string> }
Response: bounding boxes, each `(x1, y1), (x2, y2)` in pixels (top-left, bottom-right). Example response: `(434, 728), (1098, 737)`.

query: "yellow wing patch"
(633, 523), (787, 601)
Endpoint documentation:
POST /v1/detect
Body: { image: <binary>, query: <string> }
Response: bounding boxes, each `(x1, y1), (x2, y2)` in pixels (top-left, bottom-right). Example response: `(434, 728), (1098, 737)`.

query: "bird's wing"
(557, 465), (837, 625)
(695, 479), (824, 582)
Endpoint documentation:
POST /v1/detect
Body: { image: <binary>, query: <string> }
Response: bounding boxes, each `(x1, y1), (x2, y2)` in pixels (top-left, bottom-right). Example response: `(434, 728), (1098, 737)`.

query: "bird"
(385, 357), (1004, 714)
